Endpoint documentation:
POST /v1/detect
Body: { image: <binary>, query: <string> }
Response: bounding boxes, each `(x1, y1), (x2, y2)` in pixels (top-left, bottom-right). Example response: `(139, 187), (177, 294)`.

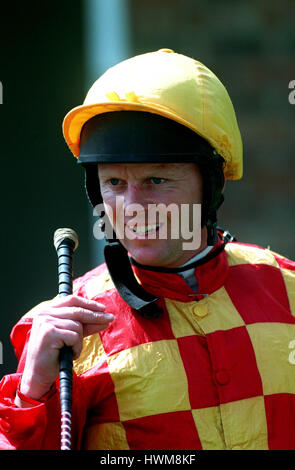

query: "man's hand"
(17, 295), (114, 404)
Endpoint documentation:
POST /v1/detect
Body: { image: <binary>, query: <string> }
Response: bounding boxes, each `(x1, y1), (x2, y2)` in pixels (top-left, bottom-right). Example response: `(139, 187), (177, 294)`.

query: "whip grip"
(56, 237), (74, 416)
(53, 228), (78, 450)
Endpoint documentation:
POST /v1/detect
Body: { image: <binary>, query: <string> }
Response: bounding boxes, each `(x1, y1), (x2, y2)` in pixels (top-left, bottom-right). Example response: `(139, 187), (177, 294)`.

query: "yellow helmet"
(63, 48), (243, 180)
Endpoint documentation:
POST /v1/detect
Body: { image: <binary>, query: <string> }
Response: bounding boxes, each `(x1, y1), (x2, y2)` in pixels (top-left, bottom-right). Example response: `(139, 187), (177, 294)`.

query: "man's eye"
(150, 177), (165, 185)
(109, 178), (121, 186)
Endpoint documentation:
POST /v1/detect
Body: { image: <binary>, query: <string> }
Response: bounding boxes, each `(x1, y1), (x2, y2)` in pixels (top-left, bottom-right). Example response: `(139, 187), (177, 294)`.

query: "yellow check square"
(225, 244), (279, 268)
(220, 396), (268, 449)
(247, 322), (295, 395)
(73, 333), (106, 376)
(84, 270), (115, 299)
(107, 339), (190, 421)
(197, 287), (246, 334)
(166, 288), (245, 338)
(192, 406), (226, 450)
(281, 267), (295, 317)
(83, 421), (129, 450)
(165, 298), (205, 338)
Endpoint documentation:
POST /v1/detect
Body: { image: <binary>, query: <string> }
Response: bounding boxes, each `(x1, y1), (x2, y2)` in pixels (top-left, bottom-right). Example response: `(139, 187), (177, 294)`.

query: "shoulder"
(225, 240), (295, 271)
(224, 240), (295, 321)
(225, 241), (295, 308)
(73, 262), (115, 300)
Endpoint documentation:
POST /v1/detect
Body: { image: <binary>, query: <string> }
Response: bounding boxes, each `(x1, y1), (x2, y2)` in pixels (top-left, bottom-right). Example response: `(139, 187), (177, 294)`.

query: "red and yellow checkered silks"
(0, 240), (295, 450)
(70, 241), (295, 450)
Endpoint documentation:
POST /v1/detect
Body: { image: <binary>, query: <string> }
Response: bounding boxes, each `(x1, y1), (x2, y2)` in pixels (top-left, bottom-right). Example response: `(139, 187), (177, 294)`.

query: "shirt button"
(215, 369), (230, 385)
(193, 304), (208, 317)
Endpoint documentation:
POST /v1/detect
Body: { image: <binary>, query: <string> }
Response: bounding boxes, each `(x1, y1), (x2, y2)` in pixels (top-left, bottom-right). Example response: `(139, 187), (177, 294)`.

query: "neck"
(157, 226), (209, 269)
(180, 245), (213, 273)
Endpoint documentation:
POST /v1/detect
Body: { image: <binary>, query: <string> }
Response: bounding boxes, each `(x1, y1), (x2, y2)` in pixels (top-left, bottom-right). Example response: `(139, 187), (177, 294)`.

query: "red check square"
(264, 393), (295, 450)
(124, 410), (202, 450)
(206, 326), (263, 403)
(225, 264), (294, 324)
(177, 335), (219, 409)
(99, 292), (175, 356)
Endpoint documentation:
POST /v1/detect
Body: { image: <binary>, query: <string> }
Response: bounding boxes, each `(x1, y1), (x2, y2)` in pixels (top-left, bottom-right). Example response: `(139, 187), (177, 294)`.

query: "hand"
(18, 295), (114, 402)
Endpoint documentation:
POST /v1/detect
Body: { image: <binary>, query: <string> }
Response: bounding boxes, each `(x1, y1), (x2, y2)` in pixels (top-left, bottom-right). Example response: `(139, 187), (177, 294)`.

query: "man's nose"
(123, 184), (153, 221)
(123, 184), (151, 208)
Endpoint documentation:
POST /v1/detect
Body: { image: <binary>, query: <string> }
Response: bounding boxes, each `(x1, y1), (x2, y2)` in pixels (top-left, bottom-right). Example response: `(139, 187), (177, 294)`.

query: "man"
(1, 49), (295, 450)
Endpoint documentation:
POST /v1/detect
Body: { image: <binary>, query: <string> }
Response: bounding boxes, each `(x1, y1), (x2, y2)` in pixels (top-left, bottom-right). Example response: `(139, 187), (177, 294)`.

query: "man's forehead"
(98, 162), (186, 175)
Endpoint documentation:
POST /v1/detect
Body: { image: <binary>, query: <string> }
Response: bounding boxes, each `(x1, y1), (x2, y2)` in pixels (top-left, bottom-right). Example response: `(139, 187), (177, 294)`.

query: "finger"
(51, 328), (83, 360)
(50, 295), (106, 312)
(51, 317), (113, 336)
(39, 307), (114, 324)
(53, 319), (84, 336)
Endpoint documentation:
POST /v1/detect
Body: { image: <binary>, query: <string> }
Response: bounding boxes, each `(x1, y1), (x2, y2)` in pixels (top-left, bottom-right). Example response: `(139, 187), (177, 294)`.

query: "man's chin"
(129, 253), (165, 267)
(125, 244), (171, 267)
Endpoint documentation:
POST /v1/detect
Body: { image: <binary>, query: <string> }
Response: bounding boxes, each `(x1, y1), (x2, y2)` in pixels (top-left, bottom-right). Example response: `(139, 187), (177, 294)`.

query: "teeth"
(130, 224), (159, 234)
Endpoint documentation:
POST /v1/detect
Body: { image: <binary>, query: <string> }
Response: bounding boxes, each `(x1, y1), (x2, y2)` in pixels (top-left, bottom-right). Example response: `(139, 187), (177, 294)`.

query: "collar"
(132, 237), (229, 302)
(179, 245), (213, 280)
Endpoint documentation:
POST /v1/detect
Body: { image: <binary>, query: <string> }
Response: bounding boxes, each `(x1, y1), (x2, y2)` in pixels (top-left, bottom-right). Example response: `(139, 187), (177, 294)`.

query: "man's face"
(98, 162), (207, 268)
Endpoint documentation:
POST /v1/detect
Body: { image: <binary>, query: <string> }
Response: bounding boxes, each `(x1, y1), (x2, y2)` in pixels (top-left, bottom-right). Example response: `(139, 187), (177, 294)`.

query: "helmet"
(63, 48), (243, 180)
(62, 49), (242, 317)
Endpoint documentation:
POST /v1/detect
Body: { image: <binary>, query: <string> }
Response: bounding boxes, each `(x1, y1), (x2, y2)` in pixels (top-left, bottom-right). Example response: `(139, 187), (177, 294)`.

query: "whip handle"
(56, 238), (75, 450)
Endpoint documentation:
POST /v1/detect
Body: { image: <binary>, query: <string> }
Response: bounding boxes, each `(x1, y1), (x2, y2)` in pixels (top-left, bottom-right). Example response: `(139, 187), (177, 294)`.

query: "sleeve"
(270, 250), (295, 317)
(0, 318), (88, 450)
(0, 373), (61, 450)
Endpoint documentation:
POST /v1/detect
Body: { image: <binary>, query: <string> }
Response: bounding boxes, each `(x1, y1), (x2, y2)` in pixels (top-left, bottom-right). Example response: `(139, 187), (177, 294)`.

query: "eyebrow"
(98, 163), (182, 176)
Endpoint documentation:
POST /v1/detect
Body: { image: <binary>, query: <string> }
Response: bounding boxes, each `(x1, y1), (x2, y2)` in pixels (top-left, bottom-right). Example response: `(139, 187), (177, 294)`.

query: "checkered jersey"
(72, 241), (295, 450)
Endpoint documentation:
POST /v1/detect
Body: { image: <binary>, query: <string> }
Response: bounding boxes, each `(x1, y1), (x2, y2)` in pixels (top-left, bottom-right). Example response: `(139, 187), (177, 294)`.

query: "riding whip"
(53, 228), (79, 450)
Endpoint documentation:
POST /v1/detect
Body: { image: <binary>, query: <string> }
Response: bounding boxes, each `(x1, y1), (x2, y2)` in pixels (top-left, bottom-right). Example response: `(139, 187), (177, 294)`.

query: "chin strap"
(104, 228), (236, 319)
(205, 194), (225, 246)
(104, 241), (162, 318)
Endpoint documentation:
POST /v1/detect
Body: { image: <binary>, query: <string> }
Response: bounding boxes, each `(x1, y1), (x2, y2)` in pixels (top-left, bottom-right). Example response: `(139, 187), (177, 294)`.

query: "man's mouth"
(125, 223), (162, 237)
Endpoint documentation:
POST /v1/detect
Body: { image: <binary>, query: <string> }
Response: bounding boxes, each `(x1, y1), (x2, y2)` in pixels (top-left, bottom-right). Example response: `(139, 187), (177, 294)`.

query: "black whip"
(53, 228), (79, 451)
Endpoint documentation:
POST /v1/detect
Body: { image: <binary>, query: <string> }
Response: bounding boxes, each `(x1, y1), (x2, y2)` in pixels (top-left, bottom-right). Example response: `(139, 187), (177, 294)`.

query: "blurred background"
(0, 0), (294, 377)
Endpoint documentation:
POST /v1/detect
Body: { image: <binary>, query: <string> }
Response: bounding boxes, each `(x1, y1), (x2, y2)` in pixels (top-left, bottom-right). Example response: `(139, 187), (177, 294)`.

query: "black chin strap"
(104, 242), (162, 318)
(104, 228), (236, 319)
